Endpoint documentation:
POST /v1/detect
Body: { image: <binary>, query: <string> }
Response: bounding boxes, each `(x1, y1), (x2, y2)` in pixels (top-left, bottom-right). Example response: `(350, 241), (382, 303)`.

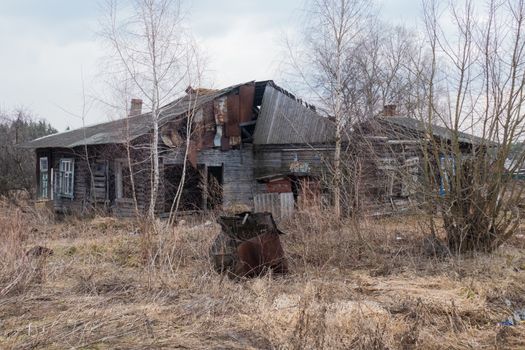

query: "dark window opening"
(240, 121), (256, 143)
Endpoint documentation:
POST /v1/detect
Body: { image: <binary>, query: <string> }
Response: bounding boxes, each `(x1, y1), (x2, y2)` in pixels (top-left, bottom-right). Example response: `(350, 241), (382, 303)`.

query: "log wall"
(164, 146), (255, 210)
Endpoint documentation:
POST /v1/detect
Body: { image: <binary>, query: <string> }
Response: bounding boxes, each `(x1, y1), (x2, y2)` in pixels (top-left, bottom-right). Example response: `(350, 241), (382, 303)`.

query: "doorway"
(164, 164), (204, 212)
(206, 165), (223, 210)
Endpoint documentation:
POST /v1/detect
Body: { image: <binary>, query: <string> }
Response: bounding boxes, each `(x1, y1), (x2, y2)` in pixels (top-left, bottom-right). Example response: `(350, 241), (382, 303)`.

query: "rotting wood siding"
(253, 144), (334, 179)
(31, 80), (345, 217)
(40, 142), (334, 215)
(37, 137), (161, 216)
(163, 146), (255, 210)
(346, 117), (479, 215)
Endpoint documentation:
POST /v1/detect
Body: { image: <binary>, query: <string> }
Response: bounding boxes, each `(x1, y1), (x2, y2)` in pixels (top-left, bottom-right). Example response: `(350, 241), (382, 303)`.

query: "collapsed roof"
(20, 80), (336, 149)
(20, 82), (247, 149)
(253, 83), (334, 144)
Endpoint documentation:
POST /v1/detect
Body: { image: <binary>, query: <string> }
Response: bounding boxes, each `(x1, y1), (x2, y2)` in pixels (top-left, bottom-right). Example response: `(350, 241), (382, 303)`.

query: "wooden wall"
(253, 144), (334, 179)
(164, 146), (256, 210)
(39, 139), (158, 216)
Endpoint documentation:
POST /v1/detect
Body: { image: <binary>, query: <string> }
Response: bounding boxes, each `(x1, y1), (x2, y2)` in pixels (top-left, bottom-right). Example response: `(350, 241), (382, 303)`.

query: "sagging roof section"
(378, 116), (491, 146)
(253, 84), (335, 145)
(20, 82), (248, 149)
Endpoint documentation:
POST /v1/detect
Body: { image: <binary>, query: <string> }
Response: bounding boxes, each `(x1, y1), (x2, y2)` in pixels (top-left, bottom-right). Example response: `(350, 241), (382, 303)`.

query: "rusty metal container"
(209, 212), (284, 274)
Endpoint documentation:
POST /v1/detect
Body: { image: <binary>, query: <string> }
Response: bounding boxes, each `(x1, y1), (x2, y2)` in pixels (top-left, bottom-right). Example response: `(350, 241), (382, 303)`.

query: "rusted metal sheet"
(201, 101), (216, 149)
(226, 94), (241, 137)
(239, 84), (255, 123)
(210, 212), (288, 278)
(267, 178), (292, 193)
(202, 131), (215, 149)
(220, 136), (230, 151)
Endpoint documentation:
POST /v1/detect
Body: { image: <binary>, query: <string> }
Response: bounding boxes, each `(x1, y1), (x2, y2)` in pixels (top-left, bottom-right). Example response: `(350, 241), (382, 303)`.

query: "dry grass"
(0, 204), (524, 349)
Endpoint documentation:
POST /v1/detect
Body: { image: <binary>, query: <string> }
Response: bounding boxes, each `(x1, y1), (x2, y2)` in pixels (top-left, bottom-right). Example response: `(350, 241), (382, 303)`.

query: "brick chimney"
(383, 104), (397, 117)
(129, 98), (143, 117)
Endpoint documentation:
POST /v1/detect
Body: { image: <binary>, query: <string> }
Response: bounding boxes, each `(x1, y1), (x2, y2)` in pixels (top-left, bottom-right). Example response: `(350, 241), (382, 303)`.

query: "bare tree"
(79, 69), (97, 211)
(287, 0), (372, 218)
(101, 0), (201, 221)
(288, 0), (424, 218)
(0, 109), (56, 196)
(413, 0), (525, 252)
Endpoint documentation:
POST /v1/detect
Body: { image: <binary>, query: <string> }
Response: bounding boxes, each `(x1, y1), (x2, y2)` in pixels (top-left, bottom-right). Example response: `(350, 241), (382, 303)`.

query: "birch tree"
(101, 0), (200, 221)
(290, 0), (420, 217)
(289, 0), (371, 218)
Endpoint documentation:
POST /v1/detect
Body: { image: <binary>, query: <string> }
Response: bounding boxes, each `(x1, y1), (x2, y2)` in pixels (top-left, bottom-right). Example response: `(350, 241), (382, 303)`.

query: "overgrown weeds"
(0, 206), (524, 349)
(0, 207), (34, 297)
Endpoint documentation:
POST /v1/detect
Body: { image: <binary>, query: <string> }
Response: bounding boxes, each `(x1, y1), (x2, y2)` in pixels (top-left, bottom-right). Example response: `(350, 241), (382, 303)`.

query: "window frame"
(38, 157), (49, 199)
(58, 158), (75, 198)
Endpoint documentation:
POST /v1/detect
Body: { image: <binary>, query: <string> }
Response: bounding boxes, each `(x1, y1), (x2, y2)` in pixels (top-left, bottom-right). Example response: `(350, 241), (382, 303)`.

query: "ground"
(1, 203), (524, 349)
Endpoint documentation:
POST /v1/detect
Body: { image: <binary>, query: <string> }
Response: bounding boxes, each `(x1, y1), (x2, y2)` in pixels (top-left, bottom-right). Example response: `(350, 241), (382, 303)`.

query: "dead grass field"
(1, 203), (524, 349)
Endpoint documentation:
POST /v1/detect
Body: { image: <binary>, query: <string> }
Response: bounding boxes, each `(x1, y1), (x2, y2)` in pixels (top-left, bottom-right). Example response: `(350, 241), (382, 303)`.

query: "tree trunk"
(149, 104), (160, 221)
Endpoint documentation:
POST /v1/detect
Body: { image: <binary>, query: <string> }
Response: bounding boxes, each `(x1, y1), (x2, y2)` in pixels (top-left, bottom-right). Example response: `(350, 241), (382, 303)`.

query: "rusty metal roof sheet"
(20, 82), (250, 149)
(253, 84), (335, 145)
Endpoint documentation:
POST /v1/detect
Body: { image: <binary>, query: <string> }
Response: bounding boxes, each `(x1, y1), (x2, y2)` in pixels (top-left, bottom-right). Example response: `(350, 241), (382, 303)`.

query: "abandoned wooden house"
(21, 81), (336, 218)
(22, 80), (490, 218)
(347, 105), (491, 215)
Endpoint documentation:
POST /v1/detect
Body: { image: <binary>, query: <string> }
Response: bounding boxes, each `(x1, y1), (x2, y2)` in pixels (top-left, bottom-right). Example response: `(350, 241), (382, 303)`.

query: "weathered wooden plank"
(280, 192), (294, 218)
(254, 192), (290, 220)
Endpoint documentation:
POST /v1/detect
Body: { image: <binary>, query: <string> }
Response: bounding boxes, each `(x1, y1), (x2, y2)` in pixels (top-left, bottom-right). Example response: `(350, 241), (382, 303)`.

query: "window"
(439, 156), (455, 196)
(57, 158), (74, 198)
(39, 157), (49, 199)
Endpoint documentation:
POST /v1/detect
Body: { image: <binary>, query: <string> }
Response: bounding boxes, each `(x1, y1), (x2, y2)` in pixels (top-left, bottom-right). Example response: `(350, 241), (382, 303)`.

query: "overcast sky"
(0, 0), (419, 131)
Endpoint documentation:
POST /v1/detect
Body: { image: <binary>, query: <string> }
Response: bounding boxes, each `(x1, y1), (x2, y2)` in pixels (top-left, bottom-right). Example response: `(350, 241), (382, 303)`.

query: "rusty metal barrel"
(209, 212), (284, 274)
